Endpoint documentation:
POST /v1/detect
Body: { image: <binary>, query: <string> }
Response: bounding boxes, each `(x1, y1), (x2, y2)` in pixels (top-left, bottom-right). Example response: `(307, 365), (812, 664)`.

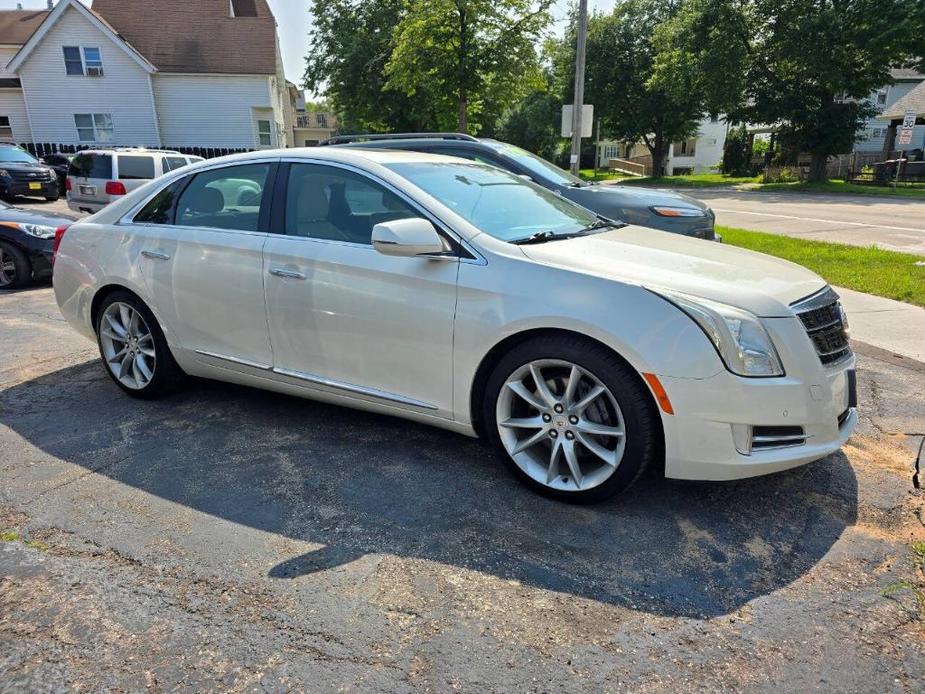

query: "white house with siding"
(0, 0), (295, 150)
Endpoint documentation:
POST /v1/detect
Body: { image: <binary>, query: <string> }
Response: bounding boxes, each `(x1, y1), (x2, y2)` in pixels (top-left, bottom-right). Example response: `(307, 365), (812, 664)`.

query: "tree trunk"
(457, 91), (467, 133)
(808, 152), (828, 183)
(649, 137), (667, 178)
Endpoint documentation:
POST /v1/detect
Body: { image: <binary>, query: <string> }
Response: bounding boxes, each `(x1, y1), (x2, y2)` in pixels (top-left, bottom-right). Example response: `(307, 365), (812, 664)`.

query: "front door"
(138, 161), (276, 369)
(263, 162), (459, 417)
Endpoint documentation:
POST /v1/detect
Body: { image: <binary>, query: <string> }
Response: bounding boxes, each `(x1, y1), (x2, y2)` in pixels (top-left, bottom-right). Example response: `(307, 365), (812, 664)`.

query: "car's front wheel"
(95, 291), (183, 398)
(484, 335), (659, 503)
(0, 242), (30, 289)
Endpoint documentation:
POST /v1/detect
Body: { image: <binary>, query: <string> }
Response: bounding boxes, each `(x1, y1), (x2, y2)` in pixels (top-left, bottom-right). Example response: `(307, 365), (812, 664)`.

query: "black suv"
(322, 133), (716, 239)
(0, 144), (60, 202)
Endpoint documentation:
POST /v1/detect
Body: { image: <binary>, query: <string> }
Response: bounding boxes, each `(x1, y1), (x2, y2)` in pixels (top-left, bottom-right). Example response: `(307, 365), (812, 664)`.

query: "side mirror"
(371, 217), (447, 257)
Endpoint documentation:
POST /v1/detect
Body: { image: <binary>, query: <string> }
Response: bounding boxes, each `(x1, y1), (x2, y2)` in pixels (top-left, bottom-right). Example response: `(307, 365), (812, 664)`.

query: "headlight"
(653, 290), (784, 377)
(20, 223), (57, 239)
(650, 206), (706, 218)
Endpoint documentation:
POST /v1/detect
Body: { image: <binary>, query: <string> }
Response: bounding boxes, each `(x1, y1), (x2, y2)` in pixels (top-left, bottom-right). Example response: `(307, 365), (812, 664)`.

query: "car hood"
(518, 225), (826, 317)
(0, 205), (78, 225)
(579, 182), (710, 211)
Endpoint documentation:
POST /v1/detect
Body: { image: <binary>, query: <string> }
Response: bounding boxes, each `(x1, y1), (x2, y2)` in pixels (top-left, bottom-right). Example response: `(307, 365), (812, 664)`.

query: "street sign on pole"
(898, 109), (917, 147)
(561, 105), (593, 138)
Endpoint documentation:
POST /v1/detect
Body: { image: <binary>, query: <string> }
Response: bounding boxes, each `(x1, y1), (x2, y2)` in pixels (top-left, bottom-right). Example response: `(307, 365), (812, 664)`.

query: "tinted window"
(176, 163), (270, 232)
(63, 46), (83, 75)
(134, 181), (182, 225)
(117, 155), (156, 180)
(68, 152), (112, 178)
(163, 156), (189, 172)
(285, 163), (417, 244)
(386, 161), (596, 242)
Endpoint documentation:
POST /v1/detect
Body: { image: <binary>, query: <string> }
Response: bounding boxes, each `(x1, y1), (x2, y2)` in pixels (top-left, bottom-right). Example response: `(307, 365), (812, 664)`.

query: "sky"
(0, 0), (618, 92)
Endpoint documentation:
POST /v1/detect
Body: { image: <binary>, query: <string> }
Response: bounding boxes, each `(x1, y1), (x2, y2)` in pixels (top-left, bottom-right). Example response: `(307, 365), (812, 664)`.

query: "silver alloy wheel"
(496, 359), (626, 492)
(99, 302), (156, 390)
(0, 248), (16, 287)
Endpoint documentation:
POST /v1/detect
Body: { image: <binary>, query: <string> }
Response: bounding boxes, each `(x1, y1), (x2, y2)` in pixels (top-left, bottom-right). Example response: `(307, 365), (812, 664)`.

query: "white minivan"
(66, 148), (204, 214)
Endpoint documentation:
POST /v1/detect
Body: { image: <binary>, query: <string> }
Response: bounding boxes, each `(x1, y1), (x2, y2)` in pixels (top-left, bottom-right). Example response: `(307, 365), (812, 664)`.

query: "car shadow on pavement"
(0, 361), (858, 619)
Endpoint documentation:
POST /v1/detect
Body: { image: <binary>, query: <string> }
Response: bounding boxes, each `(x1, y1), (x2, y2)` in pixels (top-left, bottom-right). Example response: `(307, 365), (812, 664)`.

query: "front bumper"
(3, 180), (58, 198)
(658, 352), (857, 481)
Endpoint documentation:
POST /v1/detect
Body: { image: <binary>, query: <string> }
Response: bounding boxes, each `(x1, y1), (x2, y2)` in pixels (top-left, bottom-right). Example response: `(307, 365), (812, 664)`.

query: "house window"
(257, 119), (272, 146)
(230, 0), (258, 17)
(63, 46), (83, 75)
(876, 89), (888, 106)
(673, 138), (696, 157)
(317, 113), (327, 128)
(0, 116), (12, 141)
(63, 46), (104, 76)
(74, 113), (114, 142)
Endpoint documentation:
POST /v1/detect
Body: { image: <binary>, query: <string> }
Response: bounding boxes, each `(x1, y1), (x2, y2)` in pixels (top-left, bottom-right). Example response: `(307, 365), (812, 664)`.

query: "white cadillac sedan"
(52, 148), (857, 502)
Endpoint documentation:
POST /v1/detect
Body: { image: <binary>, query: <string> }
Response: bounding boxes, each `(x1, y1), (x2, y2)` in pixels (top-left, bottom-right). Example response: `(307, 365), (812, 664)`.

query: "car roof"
(332, 137), (492, 151)
(198, 146), (470, 168)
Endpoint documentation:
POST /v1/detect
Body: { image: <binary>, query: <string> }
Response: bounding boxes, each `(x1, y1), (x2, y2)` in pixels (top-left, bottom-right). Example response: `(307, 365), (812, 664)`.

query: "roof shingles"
(0, 9), (48, 45)
(89, 0), (278, 75)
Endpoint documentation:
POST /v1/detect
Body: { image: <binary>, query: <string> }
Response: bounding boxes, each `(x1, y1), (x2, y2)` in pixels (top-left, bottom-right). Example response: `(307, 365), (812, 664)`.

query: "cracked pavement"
(1, 286), (924, 692)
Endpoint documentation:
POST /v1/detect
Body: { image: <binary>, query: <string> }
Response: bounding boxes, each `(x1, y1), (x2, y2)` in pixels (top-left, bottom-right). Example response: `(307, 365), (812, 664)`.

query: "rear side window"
(117, 155), (156, 180)
(175, 163), (270, 232)
(68, 152), (112, 179)
(134, 181), (183, 225)
(162, 156), (188, 173)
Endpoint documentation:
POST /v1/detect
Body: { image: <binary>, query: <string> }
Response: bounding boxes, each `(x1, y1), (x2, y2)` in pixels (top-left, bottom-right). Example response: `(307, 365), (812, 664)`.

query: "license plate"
(28, 182), (41, 190)
(80, 185), (95, 196)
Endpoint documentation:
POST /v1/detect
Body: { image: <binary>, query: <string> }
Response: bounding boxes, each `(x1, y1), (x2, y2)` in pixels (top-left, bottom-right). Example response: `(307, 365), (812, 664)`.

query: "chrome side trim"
(273, 366), (438, 410)
(195, 349), (272, 370)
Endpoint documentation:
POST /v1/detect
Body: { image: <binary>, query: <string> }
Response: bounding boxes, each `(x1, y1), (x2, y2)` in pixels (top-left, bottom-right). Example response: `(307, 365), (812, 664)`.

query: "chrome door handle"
(141, 250), (170, 261)
(269, 267), (306, 280)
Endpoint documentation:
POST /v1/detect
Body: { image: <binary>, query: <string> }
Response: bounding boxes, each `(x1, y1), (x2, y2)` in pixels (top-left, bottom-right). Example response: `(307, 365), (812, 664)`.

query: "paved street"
(652, 188), (925, 256)
(1, 287), (923, 691)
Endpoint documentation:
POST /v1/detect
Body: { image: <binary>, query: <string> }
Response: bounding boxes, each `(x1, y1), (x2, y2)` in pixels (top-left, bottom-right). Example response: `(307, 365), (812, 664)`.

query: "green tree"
(566, 0), (705, 177)
(720, 124), (750, 175)
(496, 85), (561, 160)
(386, 0), (552, 133)
(303, 0), (440, 132)
(669, 0), (925, 182)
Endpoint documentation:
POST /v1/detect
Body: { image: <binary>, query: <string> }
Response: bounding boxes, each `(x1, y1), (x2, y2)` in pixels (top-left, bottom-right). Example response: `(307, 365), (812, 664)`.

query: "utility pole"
(569, 0), (588, 176)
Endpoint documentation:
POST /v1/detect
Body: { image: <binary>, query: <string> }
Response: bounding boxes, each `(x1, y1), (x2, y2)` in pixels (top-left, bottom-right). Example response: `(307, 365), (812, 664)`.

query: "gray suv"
(66, 148), (204, 214)
(322, 134), (717, 240)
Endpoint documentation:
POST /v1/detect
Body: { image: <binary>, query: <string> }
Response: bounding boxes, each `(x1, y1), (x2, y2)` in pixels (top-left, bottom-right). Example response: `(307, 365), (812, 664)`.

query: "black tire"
(483, 334), (660, 503)
(0, 242), (31, 289)
(45, 195), (59, 202)
(95, 290), (185, 398)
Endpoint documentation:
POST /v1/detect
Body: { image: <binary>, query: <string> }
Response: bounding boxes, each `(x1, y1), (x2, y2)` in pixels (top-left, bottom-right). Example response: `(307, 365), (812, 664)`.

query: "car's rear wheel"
(483, 335), (659, 502)
(0, 242), (30, 289)
(45, 195), (59, 202)
(95, 291), (183, 398)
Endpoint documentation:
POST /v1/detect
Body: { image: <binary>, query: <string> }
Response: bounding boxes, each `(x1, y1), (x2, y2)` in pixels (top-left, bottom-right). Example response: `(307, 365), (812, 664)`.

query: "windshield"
(486, 142), (584, 187)
(386, 161), (598, 242)
(0, 147), (38, 164)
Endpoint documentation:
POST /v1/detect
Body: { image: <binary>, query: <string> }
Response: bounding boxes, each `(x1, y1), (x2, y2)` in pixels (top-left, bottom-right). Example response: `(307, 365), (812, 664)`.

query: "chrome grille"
(791, 287), (851, 365)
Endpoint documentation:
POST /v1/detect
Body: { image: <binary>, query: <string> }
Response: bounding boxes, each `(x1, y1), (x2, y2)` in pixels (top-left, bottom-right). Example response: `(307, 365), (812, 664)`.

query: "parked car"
(0, 200), (77, 289)
(322, 133), (718, 240)
(53, 148), (856, 502)
(0, 144), (60, 203)
(66, 148), (204, 214)
(41, 152), (74, 192)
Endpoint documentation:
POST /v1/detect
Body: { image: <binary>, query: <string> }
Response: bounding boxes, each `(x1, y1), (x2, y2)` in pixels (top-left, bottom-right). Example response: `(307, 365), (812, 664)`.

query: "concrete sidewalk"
(836, 286), (925, 364)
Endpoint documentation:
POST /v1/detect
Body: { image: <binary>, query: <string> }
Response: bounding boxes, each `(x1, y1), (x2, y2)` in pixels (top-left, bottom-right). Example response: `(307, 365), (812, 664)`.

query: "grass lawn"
(756, 179), (925, 199)
(579, 170), (760, 187)
(718, 225), (925, 307)
(578, 169), (632, 182)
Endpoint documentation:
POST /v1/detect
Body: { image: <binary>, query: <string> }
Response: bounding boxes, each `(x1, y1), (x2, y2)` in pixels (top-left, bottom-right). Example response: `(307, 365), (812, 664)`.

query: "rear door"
(67, 152), (112, 206)
(136, 161), (277, 370)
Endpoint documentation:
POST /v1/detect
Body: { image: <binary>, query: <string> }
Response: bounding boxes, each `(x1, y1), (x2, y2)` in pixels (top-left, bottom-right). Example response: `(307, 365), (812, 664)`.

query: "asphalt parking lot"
(1, 285), (923, 691)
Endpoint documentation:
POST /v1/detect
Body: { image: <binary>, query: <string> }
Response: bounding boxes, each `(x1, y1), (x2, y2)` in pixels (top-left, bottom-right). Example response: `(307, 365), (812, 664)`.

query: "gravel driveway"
(1, 287), (923, 691)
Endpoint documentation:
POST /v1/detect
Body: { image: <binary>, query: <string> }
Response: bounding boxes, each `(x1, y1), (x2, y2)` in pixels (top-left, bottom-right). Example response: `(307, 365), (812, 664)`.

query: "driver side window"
(175, 163), (270, 232)
(285, 163), (417, 244)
